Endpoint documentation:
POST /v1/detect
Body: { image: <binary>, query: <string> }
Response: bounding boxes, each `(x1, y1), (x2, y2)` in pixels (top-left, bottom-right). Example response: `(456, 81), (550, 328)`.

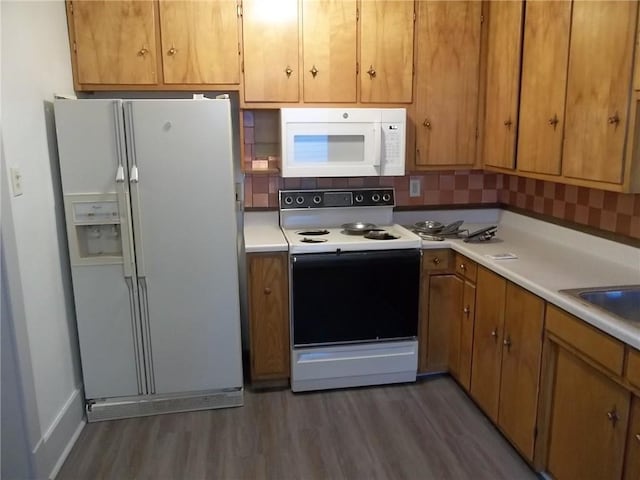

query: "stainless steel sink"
(561, 285), (640, 323)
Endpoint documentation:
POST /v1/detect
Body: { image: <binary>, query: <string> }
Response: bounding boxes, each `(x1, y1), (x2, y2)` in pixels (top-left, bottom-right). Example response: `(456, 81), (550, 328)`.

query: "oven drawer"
(291, 249), (421, 347)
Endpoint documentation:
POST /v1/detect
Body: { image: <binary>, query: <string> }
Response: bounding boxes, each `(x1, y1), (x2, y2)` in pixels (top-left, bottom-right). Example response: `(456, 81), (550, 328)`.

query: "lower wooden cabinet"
(624, 396), (640, 480)
(546, 347), (629, 480)
(247, 252), (290, 382)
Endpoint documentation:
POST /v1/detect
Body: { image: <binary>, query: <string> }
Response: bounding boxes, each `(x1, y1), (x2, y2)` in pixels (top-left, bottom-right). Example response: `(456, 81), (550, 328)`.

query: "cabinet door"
(447, 275), (465, 378)
(423, 274), (461, 373)
(249, 253), (290, 381)
(517, 0), (570, 176)
(242, 0), (299, 102)
(302, 0), (357, 103)
(624, 396), (640, 480)
(458, 279), (476, 391)
(470, 267), (506, 421)
(482, 0), (523, 170)
(414, 1), (481, 167)
(562, 1), (637, 184)
(71, 0), (158, 85)
(547, 348), (629, 480)
(159, 0), (240, 84)
(497, 283), (544, 461)
(360, 0), (415, 103)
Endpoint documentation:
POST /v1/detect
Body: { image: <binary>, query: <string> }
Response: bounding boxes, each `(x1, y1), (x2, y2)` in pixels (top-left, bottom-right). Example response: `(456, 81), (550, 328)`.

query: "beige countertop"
(244, 208), (640, 349)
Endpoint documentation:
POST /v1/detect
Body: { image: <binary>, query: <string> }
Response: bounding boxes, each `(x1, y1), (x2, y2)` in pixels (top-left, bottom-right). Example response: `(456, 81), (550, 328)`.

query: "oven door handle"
(292, 249), (419, 267)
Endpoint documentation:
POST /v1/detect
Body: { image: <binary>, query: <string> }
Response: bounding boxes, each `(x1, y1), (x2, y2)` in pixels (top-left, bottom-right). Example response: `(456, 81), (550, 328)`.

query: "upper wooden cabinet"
(414, 1), (481, 168)
(516, 0), (571, 176)
(482, 0), (523, 170)
(562, 0), (638, 185)
(158, 0), (240, 85)
(302, 0), (357, 103)
(360, 0), (415, 103)
(69, 0), (159, 86)
(242, 0), (300, 102)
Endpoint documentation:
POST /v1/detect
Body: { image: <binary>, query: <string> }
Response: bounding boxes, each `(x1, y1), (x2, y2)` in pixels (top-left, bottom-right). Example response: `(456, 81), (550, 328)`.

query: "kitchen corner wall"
(242, 112), (639, 240)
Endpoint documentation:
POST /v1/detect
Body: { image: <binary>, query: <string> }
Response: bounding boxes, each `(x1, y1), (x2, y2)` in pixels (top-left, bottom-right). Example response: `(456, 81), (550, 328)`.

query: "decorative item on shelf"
(248, 155), (280, 174)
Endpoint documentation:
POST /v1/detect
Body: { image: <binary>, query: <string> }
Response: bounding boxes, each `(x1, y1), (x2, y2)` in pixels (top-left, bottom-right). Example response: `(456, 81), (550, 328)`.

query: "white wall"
(1, 1), (85, 477)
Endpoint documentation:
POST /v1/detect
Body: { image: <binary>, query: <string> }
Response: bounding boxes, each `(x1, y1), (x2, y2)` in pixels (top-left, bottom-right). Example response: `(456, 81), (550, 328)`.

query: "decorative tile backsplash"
(242, 110), (639, 240)
(244, 172), (640, 240)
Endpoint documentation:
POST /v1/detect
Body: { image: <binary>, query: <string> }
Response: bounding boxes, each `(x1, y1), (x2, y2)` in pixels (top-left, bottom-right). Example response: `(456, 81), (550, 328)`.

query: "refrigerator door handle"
(125, 276), (145, 394)
(138, 276), (156, 394)
(113, 100), (127, 184)
(129, 165), (139, 184)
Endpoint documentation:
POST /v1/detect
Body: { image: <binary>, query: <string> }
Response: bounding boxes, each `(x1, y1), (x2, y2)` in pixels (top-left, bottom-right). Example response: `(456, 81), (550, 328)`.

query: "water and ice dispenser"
(65, 194), (124, 265)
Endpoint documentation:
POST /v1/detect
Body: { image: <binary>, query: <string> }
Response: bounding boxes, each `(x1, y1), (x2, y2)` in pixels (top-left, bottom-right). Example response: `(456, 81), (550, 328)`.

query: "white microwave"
(280, 108), (406, 177)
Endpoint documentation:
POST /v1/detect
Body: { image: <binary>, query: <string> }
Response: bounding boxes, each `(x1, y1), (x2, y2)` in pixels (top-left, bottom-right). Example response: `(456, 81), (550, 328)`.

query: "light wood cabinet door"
(414, 1), (481, 167)
(482, 0), (523, 170)
(547, 348), (630, 480)
(423, 274), (461, 373)
(302, 0), (357, 103)
(497, 283), (544, 461)
(158, 0), (240, 85)
(470, 267), (506, 421)
(517, 0), (570, 176)
(248, 253), (290, 381)
(447, 274), (465, 379)
(562, 0), (638, 184)
(624, 396), (640, 480)
(360, 0), (415, 103)
(70, 0), (158, 85)
(458, 279), (476, 391)
(242, 0), (299, 102)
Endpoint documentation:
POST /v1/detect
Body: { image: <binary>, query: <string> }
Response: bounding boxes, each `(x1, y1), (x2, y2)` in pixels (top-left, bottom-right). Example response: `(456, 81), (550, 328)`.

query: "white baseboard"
(31, 386), (85, 479)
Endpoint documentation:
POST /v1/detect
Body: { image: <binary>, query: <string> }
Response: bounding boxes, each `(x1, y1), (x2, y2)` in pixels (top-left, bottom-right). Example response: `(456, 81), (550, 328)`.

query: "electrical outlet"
(409, 177), (421, 197)
(10, 167), (23, 196)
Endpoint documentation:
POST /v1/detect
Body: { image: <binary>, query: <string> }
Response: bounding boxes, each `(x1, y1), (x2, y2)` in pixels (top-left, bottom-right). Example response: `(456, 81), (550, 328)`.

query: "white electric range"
(279, 188), (422, 392)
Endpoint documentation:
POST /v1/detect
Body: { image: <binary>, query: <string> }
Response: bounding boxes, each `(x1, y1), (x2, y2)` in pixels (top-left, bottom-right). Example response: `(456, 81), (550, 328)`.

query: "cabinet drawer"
(627, 348), (640, 389)
(455, 252), (477, 282)
(546, 305), (625, 375)
(423, 249), (452, 271)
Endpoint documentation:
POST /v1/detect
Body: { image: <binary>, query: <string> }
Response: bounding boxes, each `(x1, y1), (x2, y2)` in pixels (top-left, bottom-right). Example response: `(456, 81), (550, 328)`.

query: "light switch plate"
(10, 167), (23, 196)
(409, 177), (421, 197)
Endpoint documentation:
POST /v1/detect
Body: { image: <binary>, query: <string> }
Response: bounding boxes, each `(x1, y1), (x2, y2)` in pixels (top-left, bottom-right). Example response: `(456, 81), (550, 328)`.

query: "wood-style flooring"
(57, 376), (537, 479)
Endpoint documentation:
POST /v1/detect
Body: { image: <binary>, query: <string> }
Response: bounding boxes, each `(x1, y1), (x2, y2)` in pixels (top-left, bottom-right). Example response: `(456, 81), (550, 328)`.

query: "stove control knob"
(295, 196), (305, 205)
(355, 194), (364, 203)
(313, 195), (322, 205)
(382, 193), (391, 202)
(284, 196), (294, 205)
(372, 193), (381, 202)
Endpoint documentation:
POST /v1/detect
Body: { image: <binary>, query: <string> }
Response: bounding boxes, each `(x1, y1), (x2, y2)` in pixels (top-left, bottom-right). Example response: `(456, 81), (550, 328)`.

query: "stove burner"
(364, 230), (400, 240)
(297, 229), (330, 236)
(300, 237), (328, 243)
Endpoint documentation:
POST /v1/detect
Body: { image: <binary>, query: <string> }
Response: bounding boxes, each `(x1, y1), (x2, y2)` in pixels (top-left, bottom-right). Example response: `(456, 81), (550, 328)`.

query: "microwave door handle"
(372, 126), (382, 167)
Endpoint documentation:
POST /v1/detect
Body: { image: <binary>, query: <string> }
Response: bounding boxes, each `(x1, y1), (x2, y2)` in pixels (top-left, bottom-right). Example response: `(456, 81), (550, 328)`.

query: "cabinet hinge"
(238, 42), (241, 55)
(241, 60), (244, 73)
(356, 7), (359, 21)
(237, 2), (243, 17)
(413, 11), (416, 22)
(73, 41), (77, 53)
(69, 1), (73, 14)
(480, 14), (484, 24)
(475, 127), (479, 139)
(356, 62), (359, 74)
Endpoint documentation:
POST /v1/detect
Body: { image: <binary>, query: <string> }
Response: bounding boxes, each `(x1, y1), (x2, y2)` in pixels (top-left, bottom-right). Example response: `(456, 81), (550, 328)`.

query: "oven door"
(291, 249), (420, 347)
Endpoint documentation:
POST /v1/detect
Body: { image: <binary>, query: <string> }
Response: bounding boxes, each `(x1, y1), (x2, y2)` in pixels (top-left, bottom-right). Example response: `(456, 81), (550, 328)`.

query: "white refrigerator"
(54, 98), (244, 421)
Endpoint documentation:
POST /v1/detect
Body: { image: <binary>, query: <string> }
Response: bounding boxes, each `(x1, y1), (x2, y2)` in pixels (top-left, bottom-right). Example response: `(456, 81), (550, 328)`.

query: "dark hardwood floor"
(57, 376), (537, 479)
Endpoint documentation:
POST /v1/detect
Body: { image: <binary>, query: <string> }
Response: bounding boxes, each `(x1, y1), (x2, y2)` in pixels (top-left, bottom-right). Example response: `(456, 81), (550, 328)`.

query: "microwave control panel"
(382, 123), (404, 166)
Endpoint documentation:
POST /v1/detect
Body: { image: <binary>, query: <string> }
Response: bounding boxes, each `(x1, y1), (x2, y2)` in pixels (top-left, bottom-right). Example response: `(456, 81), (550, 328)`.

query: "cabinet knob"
(432, 257), (440, 265)
(138, 47), (149, 57)
(367, 65), (377, 78)
(459, 263), (466, 270)
(168, 46), (177, 56)
(548, 114), (559, 130)
(309, 65), (319, 78)
(264, 287), (272, 295)
(635, 433), (640, 442)
(503, 118), (513, 129)
(503, 335), (511, 351)
(423, 119), (431, 129)
(608, 113), (620, 127)
(285, 66), (293, 78)
(463, 306), (470, 316)
(607, 408), (619, 426)
(491, 328), (498, 339)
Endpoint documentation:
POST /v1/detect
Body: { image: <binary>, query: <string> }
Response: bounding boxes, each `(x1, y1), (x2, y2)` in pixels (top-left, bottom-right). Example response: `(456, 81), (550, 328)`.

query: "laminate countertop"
(244, 208), (640, 349)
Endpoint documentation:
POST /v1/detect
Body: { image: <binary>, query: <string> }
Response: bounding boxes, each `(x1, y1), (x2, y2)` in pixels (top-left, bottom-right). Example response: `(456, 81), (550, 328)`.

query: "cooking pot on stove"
(413, 220), (444, 234)
(341, 222), (379, 235)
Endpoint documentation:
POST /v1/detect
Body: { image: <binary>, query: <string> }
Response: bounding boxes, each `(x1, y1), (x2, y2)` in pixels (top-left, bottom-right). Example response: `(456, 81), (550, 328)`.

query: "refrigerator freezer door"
(70, 265), (144, 398)
(126, 99), (243, 394)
